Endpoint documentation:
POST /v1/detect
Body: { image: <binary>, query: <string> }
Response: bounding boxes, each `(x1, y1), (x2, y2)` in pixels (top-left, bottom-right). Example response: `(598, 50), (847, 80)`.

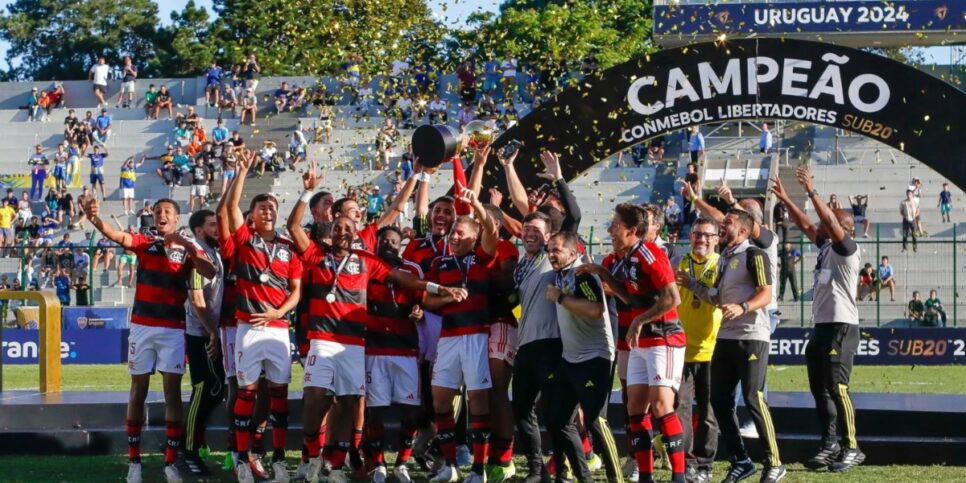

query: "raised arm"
(286, 169), (317, 254)
(681, 178), (725, 223)
(84, 198), (133, 248)
(538, 151), (581, 232)
(497, 147), (529, 215)
(487, 188), (522, 238)
(770, 175), (819, 244)
(375, 163), (423, 229)
(461, 188), (497, 257)
(796, 165), (847, 242)
(467, 144), (491, 197)
(224, 150), (252, 231)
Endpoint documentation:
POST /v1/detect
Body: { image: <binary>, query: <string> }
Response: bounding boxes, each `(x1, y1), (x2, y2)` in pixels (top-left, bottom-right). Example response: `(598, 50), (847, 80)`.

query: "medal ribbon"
(325, 253), (352, 301)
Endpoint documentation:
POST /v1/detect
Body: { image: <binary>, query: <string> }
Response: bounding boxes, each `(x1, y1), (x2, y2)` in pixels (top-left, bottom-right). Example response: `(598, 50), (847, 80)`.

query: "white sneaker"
(251, 458), (269, 479)
(372, 465), (388, 483)
(739, 421), (760, 439)
(623, 458), (639, 483)
(462, 471), (486, 483)
(294, 461), (311, 481)
(393, 464), (413, 483)
(272, 461), (290, 483)
(126, 462), (142, 483)
(304, 457), (324, 483)
(236, 462), (255, 483)
(164, 465), (183, 483)
(329, 468), (350, 483)
(431, 464), (460, 483)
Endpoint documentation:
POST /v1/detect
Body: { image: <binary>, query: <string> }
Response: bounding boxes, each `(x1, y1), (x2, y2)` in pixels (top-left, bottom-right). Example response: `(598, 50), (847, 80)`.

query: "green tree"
(213, 0), (445, 76)
(0, 0), (162, 80)
(154, 0), (227, 77)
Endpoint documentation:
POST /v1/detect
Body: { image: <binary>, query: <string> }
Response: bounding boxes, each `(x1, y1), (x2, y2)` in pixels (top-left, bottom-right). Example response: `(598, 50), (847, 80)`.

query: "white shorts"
(121, 81), (136, 93)
(191, 185), (209, 197)
(303, 339), (365, 396)
(432, 333), (492, 391)
(127, 324), (186, 375)
(617, 349), (629, 381)
(488, 321), (518, 366)
(221, 326), (237, 379)
(121, 188), (134, 199)
(418, 312), (442, 363)
(235, 325), (292, 386)
(626, 345), (685, 390)
(366, 355), (420, 407)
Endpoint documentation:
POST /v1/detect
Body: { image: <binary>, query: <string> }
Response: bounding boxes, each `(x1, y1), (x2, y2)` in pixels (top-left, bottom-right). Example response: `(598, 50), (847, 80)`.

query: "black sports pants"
(676, 361), (718, 472)
(545, 357), (613, 483)
(184, 333), (227, 452)
(710, 339), (782, 468)
(512, 338), (561, 472)
(805, 323), (860, 449)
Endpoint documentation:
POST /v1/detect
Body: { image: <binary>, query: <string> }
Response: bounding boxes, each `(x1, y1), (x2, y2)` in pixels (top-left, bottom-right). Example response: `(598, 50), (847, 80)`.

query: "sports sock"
(126, 419), (142, 464)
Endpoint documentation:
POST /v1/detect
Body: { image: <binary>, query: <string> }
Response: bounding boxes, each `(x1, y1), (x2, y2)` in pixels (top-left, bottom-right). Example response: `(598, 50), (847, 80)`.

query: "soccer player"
(423, 189), (498, 483)
(223, 151), (303, 483)
(671, 218), (722, 483)
(772, 167), (864, 472)
(580, 204), (687, 483)
(183, 209), (227, 476)
(681, 210), (785, 482)
(544, 231), (615, 483)
(84, 196), (215, 483)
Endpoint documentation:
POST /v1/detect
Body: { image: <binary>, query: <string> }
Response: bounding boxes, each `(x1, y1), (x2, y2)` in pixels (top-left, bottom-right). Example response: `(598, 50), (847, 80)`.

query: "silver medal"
(259, 273), (270, 283)
(325, 293), (336, 303)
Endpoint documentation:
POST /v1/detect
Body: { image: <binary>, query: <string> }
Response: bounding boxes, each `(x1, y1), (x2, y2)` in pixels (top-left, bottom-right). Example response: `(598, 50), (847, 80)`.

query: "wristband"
(415, 172), (432, 183)
(299, 190), (314, 204)
(740, 302), (750, 313)
(426, 282), (441, 295)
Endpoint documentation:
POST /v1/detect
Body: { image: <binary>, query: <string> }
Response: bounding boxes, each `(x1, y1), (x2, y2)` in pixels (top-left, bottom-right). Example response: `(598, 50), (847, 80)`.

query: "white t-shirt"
(90, 64), (110, 85)
(396, 98), (413, 111)
(501, 59), (518, 77)
(390, 60), (409, 77)
(428, 100), (447, 112)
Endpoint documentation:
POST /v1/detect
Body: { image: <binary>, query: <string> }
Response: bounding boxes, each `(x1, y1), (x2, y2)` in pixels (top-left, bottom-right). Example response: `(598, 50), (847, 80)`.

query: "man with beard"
(423, 189), (499, 483)
(224, 152), (303, 483)
(84, 196), (215, 483)
(671, 218), (722, 483)
(772, 167), (864, 473)
(183, 209), (227, 476)
(680, 210), (785, 482)
(544, 231), (614, 483)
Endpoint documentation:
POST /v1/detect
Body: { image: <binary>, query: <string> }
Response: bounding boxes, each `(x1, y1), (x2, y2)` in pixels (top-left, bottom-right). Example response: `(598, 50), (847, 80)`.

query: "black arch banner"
(484, 38), (966, 196)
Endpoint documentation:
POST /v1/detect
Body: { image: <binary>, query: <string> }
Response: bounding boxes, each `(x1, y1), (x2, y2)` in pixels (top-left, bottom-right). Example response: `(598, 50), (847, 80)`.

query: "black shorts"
(93, 84), (106, 94)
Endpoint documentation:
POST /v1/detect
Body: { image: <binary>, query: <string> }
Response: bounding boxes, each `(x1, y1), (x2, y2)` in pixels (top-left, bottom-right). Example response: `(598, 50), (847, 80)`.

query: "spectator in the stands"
(243, 52), (261, 90)
(73, 273), (90, 306)
(366, 186), (384, 222)
(877, 256), (896, 302)
(501, 56), (519, 101)
(92, 109), (112, 146)
(290, 84), (307, 111)
(395, 93), (414, 128)
(482, 53), (500, 96)
(221, 149), (238, 195)
(856, 262), (876, 302)
(900, 189), (919, 253)
(400, 144), (414, 181)
(229, 130), (245, 150)
(27, 87), (42, 122)
(52, 144), (68, 191)
(255, 140), (277, 176)
(458, 60), (477, 103)
(664, 196), (682, 243)
(910, 177), (926, 236)
(92, 236), (115, 274)
(273, 81), (292, 113)
(376, 118), (398, 169)
(938, 182), (953, 224)
(188, 156), (212, 212)
(115, 56), (137, 108)
(688, 125), (704, 162)
(288, 126), (308, 168)
(154, 85), (174, 120)
(211, 119), (230, 153)
(428, 94), (448, 124)
(142, 84), (158, 119)
(28, 144), (49, 201)
(88, 56), (110, 108)
(43, 188), (60, 222)
(136, 202), (154, 234)
(759, 122), (773, 153)
(827, 194), (843, 211)
(316, 103), (333, 143)
(176, 106), (201, 130)
(59, 188), (74, 229)
(88, 145), (108, 200)
(219, 84), (238, 117)
(74, 186), (92, 229)
(45, 83), (65, 113)
(907, 291), (925, 325)
(240, 87), (257, 126)
(174, 120), (192, 146)
(119, 156), (145, 215)
(0, 200), (15, 255)
(16, 191), (32, 224)
(154, 147), (179, 187)
(498, 102), (518, 130)
(64, 109), (80, 141)
(172, 145), (192, 180)
(54, 270), (71, 305)
(925, 290), (947, 327)
(457, 103), (475, 127)
(205, 61), (224, 107)
(848, 194), (870, 238)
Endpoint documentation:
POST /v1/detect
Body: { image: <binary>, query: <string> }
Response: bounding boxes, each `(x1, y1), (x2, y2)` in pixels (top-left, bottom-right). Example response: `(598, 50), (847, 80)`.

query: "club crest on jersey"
(346, 255), (362, 275)
(277, 247), (291, 262)
(166, 248), (186, 264)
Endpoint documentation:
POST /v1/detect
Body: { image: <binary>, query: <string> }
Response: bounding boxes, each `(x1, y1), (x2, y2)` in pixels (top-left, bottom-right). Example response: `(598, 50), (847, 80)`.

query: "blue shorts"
(90, 173), (104, 185)
(224, 170), (236, 181)
(941, 203), (952, 215)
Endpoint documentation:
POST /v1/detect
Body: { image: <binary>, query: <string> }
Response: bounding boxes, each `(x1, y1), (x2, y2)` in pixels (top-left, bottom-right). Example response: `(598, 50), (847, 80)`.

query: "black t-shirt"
(157, 92), (171, 102)
(851, 203), (867, 218)
(139, 211), (154, 230)
(61, 194), (74, 212)
(229, 138), (245, 148)
(191, 165), (210, 185)
(58, 250), (74, 268)
(64, 116), (78, 131)
(26, 224), (40, 239)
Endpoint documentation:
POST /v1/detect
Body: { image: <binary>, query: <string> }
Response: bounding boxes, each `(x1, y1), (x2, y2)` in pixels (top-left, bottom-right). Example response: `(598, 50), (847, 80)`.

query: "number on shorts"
(308, 355), (317, 366)
(129, 342), (136, 355)
(366, 371), (372, 385)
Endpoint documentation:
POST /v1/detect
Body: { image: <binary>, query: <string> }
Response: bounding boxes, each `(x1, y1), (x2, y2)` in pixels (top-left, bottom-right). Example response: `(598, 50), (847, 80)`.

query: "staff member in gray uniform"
(544, 231), (616, 483)
(771, 166), (865, 473)
(510, 211), (561, 483)
(683, 210), (785, 483)
(182, 209), (226, 476)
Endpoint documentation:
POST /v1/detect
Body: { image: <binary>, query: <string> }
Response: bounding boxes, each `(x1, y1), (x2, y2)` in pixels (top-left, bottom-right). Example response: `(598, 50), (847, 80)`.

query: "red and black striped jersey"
(218, 231), (238, 328)
(301, 242), (391, 346)
(489, 239), (520, 326)
(232, 223), (303, 329)
(619, 240), (685, 348)
(402, 234), (448, 274)
(366, 260), (422, 356)
(129, 233), (199, 329)
(352, 223), (378, 251)
(602, 250), (632, 350)
(426, 245), (496, 337)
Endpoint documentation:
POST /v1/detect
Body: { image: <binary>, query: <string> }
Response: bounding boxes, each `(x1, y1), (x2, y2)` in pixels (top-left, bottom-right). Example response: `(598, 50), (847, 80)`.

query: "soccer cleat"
(586, 453), (602, 473)
(328, 469), (350, 483)
(622, 457), (639, 483)
(738, 422), (759, 439)
(758, 465), (786, 483)
(803, 442), (841, 470)
(184, 451), (211, 476)
(164, 464), (183, 483)
(251, 457), (270, 480)
(126, 462), (142, 483)
(273, 461), (290, 483)
(463, 470), (486, 483)
(199, 445), (211, 458)
(394, 464), (414, 483)
(486, 461), (516, 483)
(829, 448), (865, 473)
(431, 464), (460, 483)
(456, 444), (473, 467)
(721, 459), (757, 483)
(235, 461), (255, 483)
(305, 457), (325, 483)
(295, 461), (311, 481)
(372, 465), (388, 483)
(224, 452), (238, 471)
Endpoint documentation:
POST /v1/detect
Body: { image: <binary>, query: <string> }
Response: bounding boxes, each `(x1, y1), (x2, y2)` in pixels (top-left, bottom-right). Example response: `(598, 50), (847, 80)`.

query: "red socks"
(269, 386), (289, 462)
(396, 424), (417, 465)
(469, 414), (491, 473)
(126, 419), (142, 463)
(233, 389), (256, 459)
(629, 413), (654, 476)
(364, 422), (386, 466)
(658, 412), (686, 476)
(435, 412), (458, 464)
(165, 421), (181, 465)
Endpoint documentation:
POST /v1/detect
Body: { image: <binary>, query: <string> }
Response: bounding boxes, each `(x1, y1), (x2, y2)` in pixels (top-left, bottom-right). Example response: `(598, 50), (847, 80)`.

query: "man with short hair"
(189, 157), (212, 212)
(759, 123), (772, 153)
(206, 61), (225, 107)
(89, 57), (110, 107)
(847, 195), (870, 238)
(116, 56), (138, 108)
(84, 195), (215, 483)
(900, 190), (918, 253)
(772, 166), (865, 473)
(120, 156), (145, 215)
(939, 183), (953, 223)
(89, 145), (109, 200)
(93, 108), (112, 145)
(28, 144), (49, 201)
